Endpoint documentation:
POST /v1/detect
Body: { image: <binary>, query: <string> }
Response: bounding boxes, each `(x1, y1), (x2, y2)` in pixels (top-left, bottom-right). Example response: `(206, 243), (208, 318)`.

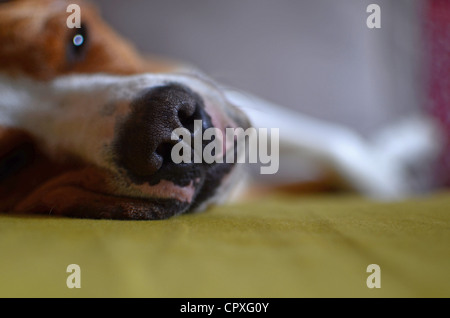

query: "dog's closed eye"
(66, 24), (89, 64)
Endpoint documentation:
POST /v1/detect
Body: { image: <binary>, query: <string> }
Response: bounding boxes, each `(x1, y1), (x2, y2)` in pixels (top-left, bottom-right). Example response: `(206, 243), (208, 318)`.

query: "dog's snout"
(114, 84), (213, 184)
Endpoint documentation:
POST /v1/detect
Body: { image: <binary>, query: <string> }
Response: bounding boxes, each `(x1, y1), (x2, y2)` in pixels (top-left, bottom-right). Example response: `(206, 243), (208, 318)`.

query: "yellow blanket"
(1, 192), (449, 298)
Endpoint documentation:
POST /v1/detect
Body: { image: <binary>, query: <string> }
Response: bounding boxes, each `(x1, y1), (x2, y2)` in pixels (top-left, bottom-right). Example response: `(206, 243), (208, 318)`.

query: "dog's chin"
(12, 162), (235, 220)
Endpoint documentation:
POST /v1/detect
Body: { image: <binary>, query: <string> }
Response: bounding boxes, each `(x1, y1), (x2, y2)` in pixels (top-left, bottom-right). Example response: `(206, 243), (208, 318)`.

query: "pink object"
(425, 0), (450, 187)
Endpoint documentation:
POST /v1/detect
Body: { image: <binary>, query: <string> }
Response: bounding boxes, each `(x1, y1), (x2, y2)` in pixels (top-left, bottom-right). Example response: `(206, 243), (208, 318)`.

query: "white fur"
(224, 89), (442, 200)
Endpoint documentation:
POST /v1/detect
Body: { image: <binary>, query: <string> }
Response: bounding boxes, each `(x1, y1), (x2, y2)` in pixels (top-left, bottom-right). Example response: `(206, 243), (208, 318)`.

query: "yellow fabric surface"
(0, 192), (449, 298)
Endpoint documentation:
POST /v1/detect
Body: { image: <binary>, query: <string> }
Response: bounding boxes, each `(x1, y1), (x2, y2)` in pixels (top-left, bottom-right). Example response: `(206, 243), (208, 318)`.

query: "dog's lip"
(12, 166), (194, 219)
(127, 179), (198, 204)
(20, 179), (192, 220)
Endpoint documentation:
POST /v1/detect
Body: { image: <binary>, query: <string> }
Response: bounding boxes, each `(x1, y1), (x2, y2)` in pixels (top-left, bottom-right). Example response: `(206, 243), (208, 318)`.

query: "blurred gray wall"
(93, 0), (424, 137)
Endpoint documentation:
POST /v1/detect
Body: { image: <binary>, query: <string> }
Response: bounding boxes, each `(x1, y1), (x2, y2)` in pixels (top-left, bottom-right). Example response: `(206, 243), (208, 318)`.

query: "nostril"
(178, 102), (213, 134)
(155, 142), (174, 164)
(178, 105), (197, 133)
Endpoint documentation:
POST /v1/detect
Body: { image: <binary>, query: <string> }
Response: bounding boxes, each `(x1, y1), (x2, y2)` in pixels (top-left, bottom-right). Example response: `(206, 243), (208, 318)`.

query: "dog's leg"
(224, 89), (442, 199)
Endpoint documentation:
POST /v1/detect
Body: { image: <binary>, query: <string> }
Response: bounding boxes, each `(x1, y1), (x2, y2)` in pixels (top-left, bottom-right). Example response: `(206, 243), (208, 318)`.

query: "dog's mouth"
(117, 140), (239, 216)
(105, 160), (236, 220)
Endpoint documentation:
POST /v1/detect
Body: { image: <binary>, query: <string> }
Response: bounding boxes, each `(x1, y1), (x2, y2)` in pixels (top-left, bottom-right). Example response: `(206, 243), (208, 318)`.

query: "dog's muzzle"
(111, 83), (237, 216)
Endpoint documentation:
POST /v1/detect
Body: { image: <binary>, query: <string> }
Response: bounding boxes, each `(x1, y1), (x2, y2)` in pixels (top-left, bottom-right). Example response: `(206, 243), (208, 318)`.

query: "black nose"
(113, 84), (213, 184)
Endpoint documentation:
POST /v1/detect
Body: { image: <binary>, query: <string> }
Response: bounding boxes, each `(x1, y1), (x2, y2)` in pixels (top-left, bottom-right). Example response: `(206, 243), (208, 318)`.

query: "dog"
(0, 0), (442, 220)
(0, 0), (255, 219)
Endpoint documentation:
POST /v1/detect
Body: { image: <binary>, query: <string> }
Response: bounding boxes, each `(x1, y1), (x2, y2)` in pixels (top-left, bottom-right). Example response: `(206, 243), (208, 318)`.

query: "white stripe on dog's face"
(0, 72), (249, 218)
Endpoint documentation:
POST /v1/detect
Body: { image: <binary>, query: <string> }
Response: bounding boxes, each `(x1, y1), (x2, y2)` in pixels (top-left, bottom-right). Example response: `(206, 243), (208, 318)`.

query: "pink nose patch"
(134, 180), (196, 203)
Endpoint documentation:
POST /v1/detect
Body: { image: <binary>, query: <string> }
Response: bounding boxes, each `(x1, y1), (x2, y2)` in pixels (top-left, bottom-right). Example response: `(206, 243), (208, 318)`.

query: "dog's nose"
(114, 84), (213, 183)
